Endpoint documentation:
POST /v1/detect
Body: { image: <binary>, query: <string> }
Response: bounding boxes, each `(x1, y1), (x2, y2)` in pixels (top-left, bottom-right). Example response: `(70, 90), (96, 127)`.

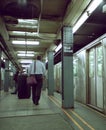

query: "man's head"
(16, 70), (19, 74)
(36, 55), (42, 61)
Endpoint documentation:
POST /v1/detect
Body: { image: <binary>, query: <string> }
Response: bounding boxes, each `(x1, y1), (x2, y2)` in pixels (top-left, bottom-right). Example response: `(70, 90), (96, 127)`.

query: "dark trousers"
(31, 74), (43, 104)
(12, 82), (18, 93)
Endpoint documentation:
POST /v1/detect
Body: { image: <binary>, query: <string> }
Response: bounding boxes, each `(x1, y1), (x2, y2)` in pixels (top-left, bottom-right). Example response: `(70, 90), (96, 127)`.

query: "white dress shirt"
(28, 60), (46, 76)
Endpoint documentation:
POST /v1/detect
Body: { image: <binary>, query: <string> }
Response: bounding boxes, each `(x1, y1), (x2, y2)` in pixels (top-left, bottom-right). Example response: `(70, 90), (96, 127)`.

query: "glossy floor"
(0, 89), (106, 130)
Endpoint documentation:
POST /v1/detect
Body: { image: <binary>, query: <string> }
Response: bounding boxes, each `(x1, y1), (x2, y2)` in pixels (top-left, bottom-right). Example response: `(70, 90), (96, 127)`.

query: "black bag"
(18, 75), (31, 99)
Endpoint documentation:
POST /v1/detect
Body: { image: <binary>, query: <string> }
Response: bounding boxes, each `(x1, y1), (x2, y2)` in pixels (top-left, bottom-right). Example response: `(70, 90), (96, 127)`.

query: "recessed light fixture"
(17, 53), (34, 57)
(12, 40), (39, 45)
(17, 51), (35, 54)
(18, 19), (38, 25)
(19, 60), (33, 63)
(12, 31), (38, 36)
(21, 64), (30, 68)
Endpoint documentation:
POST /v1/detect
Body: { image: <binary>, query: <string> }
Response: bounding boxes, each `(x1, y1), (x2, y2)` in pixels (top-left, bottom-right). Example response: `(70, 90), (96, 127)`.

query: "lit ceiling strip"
(19, 60), (33, 63)
(12, 40), (39, 45)
(17, 51), (35, 54)
(17, 53), (34, 57)
(73, 0), (103, 33)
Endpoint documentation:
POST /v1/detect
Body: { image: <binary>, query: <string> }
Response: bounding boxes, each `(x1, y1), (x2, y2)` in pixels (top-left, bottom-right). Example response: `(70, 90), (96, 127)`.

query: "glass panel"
(89, 48), (95, 77)
(73, 57), (78, 76)
(97, 46), (103, 77)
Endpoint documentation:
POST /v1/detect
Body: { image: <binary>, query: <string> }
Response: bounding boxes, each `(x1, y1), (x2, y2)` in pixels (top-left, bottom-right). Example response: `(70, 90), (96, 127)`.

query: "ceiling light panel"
(12, 40), (39, 45)
(17, 51), (35, 54)
(17, 53), (34, 57)
(18, 19), (38, 28)
(9, 31), (38, 36)
(21, 64), (30, 68)
(17, 20), (38, 28)
(19, 60), (33, 63)
(18, 19), (38, 25)
(87, 0), (103, 14)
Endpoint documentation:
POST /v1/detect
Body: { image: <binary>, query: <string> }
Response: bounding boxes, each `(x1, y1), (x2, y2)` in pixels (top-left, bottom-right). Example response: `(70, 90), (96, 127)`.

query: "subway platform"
(0, 89), (106, 130)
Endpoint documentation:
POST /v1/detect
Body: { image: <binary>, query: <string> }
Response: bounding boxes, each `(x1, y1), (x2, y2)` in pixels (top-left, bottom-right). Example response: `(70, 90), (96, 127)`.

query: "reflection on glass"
(73, 57), (78, 76)
(97, 46), (103, 77)
(89, 48), (95, 77)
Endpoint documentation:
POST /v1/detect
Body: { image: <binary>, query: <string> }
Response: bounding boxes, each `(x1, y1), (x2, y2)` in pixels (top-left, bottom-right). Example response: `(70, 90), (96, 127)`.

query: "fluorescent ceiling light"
(22, 64), (30, 68)
(55, 43), (62, 52)
(23, 69), (27, 71)
(87, 0), (103, 14)
(17, 51), (35, 54)
(12, 40), (39, 45)
(73, 13), (88, 33)
(12, 31), (38, 35)
(18, 19), (38, 25)
(16, 25), (37, 28)
(73, 0), (103, 33)
(19, 60), (33, 63)
(16, 19), (38, 28)
(1, 56), (3, 60)
(17, 53), (34, 57)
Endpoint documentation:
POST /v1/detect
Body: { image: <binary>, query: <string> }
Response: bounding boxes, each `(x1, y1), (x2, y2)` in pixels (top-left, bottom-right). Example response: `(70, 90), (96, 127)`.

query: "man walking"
(28, 55), (46, 105)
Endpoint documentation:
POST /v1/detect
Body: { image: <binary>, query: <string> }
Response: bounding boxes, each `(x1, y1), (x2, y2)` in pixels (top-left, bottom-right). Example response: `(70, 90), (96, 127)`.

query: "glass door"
(88, 48), (96, 106)
(88, 45), (103, 110)
(96, 45), (103, 109)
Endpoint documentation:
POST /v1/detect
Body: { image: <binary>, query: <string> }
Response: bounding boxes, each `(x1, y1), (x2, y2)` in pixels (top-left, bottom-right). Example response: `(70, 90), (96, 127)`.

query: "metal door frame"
(87, 43), (104, 112)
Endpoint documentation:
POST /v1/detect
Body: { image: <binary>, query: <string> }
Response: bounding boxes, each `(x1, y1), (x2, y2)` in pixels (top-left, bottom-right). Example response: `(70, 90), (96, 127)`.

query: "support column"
(4, 59), (9, 92)
(47, 51), (54, 95)
(61, 26), (74, 108)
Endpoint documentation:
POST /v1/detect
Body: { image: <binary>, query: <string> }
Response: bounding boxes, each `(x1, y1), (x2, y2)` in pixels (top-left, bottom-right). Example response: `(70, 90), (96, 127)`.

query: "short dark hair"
(16, 71), (19, 74)
(36, 55), (42, 60)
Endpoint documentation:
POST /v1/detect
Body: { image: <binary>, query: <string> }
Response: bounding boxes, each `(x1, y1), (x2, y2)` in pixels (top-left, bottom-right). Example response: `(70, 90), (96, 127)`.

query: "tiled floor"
(0, 90), (60, 117)
(0, 89), (106, 130)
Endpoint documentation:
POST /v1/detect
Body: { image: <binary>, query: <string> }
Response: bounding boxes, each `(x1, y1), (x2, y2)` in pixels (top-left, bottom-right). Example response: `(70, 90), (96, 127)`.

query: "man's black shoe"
(11, 92), (17, 94)
(35, 102), (39, 105)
